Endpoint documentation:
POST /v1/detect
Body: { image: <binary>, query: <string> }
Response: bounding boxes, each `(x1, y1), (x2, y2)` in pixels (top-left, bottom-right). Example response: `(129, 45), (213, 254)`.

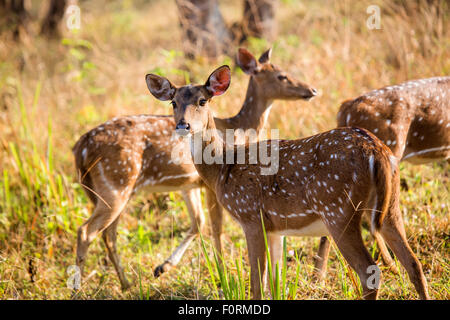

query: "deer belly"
(403, 117), (450, 163)
(133, 172), (201, 193)
(273, 219), (330, 237)
(137, 183), (200, 193)
(402, 145), (450, 164)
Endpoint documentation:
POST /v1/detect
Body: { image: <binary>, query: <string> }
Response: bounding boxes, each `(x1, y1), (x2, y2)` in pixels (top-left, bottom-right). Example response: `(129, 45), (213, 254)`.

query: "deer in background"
(314, 76), (450, 279)
(72, 48), (317, 289)
(147, 65), (430, 299)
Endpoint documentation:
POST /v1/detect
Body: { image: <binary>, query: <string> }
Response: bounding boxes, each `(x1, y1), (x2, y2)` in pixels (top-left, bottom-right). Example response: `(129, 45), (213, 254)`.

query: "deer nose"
(302, 87), (317, 100)
(175, 121), (190, 135)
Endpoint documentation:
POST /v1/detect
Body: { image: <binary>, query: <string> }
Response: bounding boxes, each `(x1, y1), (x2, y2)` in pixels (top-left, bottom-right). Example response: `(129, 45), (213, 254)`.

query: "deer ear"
(258, 48), (272, 64)
(205, 65), (231, 97)
(236, 48), (258, 75)
(145, 74), (176, 101)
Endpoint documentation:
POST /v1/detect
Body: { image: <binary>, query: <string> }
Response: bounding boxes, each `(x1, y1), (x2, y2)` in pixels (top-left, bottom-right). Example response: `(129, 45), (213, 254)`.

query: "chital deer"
(72, 48), (317, 289)
(339, 76), (450, 163)
(314, 76), (450, 279)
(147, 65), (430, 300)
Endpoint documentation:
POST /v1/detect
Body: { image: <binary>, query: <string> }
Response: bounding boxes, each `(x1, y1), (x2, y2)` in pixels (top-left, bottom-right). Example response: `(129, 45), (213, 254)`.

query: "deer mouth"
(175, 129), (190, 137)
(300, 87), (318, 100)
(175, 121), (191, 136)
(301, 94), (314, 101)
(289, 87), (317, 101)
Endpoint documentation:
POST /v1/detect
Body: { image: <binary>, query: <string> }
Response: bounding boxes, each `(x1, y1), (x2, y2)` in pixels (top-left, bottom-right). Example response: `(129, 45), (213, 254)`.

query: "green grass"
(0, 0), (449, 300)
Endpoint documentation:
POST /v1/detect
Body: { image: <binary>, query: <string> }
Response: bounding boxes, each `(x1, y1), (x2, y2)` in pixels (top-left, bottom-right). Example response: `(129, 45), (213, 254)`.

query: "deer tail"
(371, 149), (397, 233)
(72, 134), (97, 205)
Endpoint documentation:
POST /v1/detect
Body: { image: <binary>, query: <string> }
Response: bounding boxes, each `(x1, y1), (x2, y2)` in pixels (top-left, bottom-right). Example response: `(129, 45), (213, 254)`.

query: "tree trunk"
(40, 0), (67, 38)
(176, 0), (232, 58)
(242, 0), (277, 41)
(0, 0), (29, 40)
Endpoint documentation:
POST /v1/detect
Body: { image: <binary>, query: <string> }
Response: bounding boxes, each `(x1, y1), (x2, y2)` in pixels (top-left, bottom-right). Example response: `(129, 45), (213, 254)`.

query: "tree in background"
(176, 0), (232, 58)
(0, 0), (67, 40)
(40, 0), (67, 38)
(176, 0), (278, 58)
(1, 0), (276, 55)
(242, 0), (276, 41)
(0, 0), (29, 40)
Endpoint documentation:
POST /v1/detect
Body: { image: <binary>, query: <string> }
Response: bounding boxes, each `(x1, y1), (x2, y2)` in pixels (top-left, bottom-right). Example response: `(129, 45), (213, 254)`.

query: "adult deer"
(314, 76), (450, 279)
(148, 65), (430, 299)
(339, 76), (449, 163)
(72, 48), (317, 289)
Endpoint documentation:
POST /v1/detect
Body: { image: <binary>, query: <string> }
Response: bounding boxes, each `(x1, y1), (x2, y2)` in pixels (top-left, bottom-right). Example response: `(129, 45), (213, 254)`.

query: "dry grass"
(0, 0), (448, 299)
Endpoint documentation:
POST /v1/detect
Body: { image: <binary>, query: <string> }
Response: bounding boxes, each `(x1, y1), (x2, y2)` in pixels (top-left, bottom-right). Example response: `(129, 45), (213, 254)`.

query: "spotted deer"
(314, 76), (450, 279)
(72, 48), (317, 289)
(148, 65), (430, 299)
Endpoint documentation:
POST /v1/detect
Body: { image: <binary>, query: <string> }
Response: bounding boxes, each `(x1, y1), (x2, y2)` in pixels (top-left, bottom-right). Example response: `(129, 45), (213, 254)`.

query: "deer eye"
(277, 75), (288, 81)
(171, 101), (177, 108)
(199, 99), (207, 106)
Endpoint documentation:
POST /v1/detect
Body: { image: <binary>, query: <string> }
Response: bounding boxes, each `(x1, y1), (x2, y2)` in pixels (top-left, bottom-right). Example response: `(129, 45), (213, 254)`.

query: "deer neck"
(189, 112), (226, 190)
(223, 77), (274, 134)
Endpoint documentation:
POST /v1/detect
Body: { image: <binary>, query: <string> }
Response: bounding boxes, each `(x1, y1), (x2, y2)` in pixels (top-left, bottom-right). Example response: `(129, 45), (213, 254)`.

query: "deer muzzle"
(175, 120), (190, 136)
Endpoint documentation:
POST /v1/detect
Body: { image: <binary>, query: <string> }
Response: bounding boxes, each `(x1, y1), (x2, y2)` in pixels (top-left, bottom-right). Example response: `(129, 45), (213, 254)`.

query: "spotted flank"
(214, 127), (394, 234)
(337, 76), (450, 163)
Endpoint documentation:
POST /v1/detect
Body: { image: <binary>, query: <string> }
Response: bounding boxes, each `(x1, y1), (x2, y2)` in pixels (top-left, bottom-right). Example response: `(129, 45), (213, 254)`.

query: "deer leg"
(205, 186), (224, 262)
(362, 212), (398, 274)
(102, 216), (131, 290)
(244, 226), (267, 300)
(379, 208), (430, 299)
(154, 188), (205, 277)
(76, 196), (128, 287)
(267, 233), (283, 288)
(313, 236), (331, 281)
(373, 231), (398, 274)
(328, 216), (379, 300)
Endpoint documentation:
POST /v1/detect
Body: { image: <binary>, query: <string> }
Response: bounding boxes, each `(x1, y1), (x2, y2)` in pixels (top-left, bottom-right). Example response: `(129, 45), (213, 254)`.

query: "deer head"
(236, 48), (317, 101)
(146, 65), (231, 135)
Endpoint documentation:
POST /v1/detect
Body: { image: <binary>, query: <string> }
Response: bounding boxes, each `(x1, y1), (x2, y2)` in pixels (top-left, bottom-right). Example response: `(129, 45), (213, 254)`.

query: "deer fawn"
(72, 48), (317, 289)
(314, 76), (450, 279)
(147, 65), (430, 299)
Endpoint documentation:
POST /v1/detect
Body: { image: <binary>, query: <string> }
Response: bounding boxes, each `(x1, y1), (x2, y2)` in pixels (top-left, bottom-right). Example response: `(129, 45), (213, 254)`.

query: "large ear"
(145, 74), (176, 101)
(258, 48), (272, 64)
(205, 65), (231, 97)
(236, 48), (259, 75)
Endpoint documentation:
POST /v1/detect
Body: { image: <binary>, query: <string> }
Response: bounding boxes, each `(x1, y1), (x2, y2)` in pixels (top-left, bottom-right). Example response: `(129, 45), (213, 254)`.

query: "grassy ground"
(0, 0), (448, 299)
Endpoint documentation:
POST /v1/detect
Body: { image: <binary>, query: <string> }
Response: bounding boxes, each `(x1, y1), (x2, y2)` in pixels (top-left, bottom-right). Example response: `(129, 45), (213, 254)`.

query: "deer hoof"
(120, 279), (132, 291)
(154, 262), (172, 278)
(387, 263), (399, 275)
(312, 270), (326, 283)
